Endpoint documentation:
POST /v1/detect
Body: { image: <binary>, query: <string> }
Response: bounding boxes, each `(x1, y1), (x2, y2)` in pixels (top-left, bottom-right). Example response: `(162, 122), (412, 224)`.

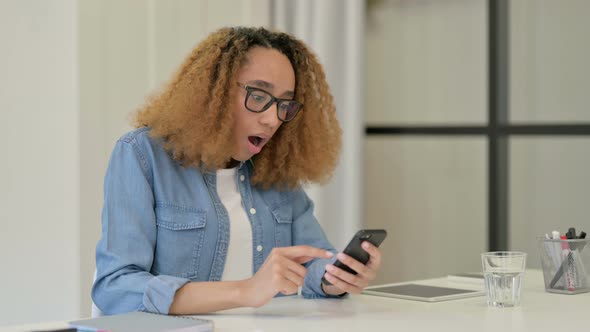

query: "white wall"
(364, 0), (488, 283)
(365, 0), (487, 125)
(509, 0), (590, 262)
(511, 138), (590, 265)
(365, 137), (487, 284)
(272, 0), (364, 251)
(365, 0), (590, 282)
(2, 0), (270, 326)
(0, 0), (80, 326)
(79, 0), (270, 319)
(510, 0), (590, 123)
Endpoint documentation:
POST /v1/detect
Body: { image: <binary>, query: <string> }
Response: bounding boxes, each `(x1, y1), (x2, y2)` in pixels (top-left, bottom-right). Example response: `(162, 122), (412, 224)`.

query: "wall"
(0, 0), (79, 326)
(364, 0), (488, 284)
(364, 0), (590, 283)
(78, 0), (270, 320)
(272, 0), (365, 250)
(1, 0), (270, 326)
(509, 0), (590, 264)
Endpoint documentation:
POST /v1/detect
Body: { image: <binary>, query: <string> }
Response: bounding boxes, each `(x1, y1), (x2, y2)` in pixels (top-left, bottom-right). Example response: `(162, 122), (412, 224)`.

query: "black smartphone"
(322, 229), (387, 286)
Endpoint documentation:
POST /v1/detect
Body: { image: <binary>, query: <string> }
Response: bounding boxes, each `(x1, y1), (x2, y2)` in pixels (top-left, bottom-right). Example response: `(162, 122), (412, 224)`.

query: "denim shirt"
(92, 128), (338, 315)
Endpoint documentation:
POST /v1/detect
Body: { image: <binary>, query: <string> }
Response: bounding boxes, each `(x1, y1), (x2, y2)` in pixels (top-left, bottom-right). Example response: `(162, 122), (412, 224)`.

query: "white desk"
(4, 270), (588, 332)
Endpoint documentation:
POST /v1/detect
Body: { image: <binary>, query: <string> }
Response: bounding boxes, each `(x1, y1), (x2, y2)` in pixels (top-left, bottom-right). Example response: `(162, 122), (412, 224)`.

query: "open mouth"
(246, 135), (268, 155)
(248, 136), (264, 147)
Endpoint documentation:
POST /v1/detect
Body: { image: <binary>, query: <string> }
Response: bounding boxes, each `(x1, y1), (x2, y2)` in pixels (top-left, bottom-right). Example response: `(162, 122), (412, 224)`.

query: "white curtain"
(271, 0), (364, 249)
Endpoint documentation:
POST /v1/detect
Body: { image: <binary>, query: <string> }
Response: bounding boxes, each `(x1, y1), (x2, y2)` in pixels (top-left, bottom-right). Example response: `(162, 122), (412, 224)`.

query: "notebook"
(69, 311), (213, 332)
(447, 272), (485, 286)
(363, 283), (485, 302)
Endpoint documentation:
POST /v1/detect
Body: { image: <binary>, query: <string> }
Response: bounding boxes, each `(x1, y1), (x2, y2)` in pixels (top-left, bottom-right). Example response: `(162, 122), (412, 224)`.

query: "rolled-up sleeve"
(92, 136), (189, 315)
(290, 190), (343, 299)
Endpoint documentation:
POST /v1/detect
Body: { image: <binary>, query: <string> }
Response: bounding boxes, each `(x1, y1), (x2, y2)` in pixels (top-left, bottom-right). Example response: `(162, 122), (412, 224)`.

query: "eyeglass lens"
(246, 89), (300, 121)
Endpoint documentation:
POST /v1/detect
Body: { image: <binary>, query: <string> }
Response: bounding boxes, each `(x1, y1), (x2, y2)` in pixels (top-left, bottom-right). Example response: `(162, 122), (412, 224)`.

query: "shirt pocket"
(152, 203), (207, 279)
(269, 204), (293, 247)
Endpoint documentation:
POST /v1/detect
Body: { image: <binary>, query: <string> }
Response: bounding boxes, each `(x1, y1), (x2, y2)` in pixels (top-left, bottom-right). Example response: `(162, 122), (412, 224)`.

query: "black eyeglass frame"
(236, 82), (303, 122)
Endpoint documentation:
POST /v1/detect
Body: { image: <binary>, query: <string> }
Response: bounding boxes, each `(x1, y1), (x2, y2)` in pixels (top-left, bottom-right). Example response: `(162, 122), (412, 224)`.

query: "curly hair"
(134, 26), (342, 190)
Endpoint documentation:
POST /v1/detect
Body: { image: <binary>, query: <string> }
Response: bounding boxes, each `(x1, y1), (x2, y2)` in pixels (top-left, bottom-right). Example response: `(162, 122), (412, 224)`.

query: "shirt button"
(240, 175), (245, 182)
(256, 245), (263, 252)
(249, 208), (256, 215)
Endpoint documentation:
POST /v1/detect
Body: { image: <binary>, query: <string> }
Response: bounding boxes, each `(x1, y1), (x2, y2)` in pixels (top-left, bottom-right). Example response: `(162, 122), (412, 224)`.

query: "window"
(365, 0), (590, 283)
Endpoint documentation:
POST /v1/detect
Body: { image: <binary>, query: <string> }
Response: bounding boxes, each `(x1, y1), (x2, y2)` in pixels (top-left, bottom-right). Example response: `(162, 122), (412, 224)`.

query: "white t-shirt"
(217, 167), (253, 281)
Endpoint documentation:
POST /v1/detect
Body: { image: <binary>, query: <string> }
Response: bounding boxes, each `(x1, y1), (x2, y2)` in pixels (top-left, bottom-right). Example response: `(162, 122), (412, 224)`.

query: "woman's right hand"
(240, 245), (333, 308)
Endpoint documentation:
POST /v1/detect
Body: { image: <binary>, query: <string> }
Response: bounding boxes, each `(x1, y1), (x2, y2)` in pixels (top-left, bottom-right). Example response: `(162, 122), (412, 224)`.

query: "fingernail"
(326, 251), (334, 257)
(362, 242), (370, 249)
(326, 265), (334, 271)
(337, 253), (347, 260)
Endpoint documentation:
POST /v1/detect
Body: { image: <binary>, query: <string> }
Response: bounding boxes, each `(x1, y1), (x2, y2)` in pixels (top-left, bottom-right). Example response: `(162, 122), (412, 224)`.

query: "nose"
(258, 102), (281, 129)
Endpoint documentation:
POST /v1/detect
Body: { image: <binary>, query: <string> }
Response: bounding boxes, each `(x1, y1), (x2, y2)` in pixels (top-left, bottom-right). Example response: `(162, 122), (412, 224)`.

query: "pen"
(548, 228), (587, 290)
(566, 227), (577, 240)
(545, 233), (560, 269)
(574, 231), (588, 288)
(562, 235), (575, 291)
(548, 232), (572, 290)
(551, 231), (561, 251)
(551, 231), (562, 271)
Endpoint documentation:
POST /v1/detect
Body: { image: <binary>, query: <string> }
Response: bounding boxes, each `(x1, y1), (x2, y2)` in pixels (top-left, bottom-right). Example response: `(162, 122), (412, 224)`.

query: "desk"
(4, 270), (588, 332)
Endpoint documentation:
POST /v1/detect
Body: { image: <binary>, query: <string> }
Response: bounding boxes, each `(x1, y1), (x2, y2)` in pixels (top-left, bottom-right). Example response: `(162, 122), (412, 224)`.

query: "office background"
(1, 0), (589, 327)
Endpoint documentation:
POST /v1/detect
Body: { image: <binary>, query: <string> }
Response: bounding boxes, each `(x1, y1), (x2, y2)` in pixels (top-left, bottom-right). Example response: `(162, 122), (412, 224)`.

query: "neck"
(224, 159), (241, 169)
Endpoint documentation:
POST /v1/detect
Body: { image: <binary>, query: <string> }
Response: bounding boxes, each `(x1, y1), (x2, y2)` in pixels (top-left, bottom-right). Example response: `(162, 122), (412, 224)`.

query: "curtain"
(271, 0), (364, 249)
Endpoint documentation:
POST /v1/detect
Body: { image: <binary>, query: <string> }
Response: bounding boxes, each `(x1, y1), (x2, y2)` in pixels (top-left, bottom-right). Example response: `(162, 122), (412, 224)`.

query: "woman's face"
(230, 47), (296, 162)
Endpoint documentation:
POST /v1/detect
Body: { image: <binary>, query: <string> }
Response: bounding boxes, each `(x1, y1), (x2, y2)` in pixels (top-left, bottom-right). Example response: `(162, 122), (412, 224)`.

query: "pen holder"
(538, 237), (590, 294)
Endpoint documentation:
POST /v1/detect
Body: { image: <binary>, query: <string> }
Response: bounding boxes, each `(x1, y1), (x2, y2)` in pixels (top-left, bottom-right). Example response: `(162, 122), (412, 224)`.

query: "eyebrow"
(247, 79), (295, 98)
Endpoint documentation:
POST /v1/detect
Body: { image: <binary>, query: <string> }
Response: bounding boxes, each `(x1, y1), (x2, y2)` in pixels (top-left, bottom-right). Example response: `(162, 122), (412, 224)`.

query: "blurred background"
(1, 0), (589, 326)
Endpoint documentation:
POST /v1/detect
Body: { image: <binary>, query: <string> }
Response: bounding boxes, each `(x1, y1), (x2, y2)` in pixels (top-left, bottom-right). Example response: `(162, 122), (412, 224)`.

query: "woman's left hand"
(322, 241), (382, 295)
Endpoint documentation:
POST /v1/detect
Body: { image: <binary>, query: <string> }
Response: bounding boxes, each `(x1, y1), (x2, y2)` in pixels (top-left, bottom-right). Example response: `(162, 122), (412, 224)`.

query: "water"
(484, 272), (524, 307)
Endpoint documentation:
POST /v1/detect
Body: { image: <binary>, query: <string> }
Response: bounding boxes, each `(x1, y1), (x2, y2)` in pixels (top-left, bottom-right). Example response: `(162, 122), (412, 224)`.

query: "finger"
(325, 264), (368, 289)
(267, 248), (313, 266)
(323, 272), (362, 294)
(335, 252), (377, 281)
(280, 285), (299, 295)
(269, 254), (307, 278)
(279, 263), (305, 287)
(276, 276), (299, 295)
(276, 246), (334, 261)
(281, 256), (308, 278)
(362, 242), (382, 268)
(271, 269), (300, 295)
(336, 253), (372, 278)
(292, 256), (315, 264)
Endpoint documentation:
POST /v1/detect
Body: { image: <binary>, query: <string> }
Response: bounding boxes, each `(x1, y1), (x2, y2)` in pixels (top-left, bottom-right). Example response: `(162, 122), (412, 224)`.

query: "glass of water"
(481, 251), (527, 307)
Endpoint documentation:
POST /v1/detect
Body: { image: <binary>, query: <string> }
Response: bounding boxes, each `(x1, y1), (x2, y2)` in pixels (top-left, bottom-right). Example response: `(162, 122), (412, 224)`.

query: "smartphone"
(322, 229), (387, 286)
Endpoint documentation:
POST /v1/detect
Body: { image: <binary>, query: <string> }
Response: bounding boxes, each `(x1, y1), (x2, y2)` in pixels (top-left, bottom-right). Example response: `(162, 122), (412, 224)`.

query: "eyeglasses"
(236, 82), (303, 122)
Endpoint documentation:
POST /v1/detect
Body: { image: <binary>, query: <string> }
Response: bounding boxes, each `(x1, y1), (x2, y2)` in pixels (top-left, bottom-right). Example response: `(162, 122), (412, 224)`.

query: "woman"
(92, 26), (382, 315)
